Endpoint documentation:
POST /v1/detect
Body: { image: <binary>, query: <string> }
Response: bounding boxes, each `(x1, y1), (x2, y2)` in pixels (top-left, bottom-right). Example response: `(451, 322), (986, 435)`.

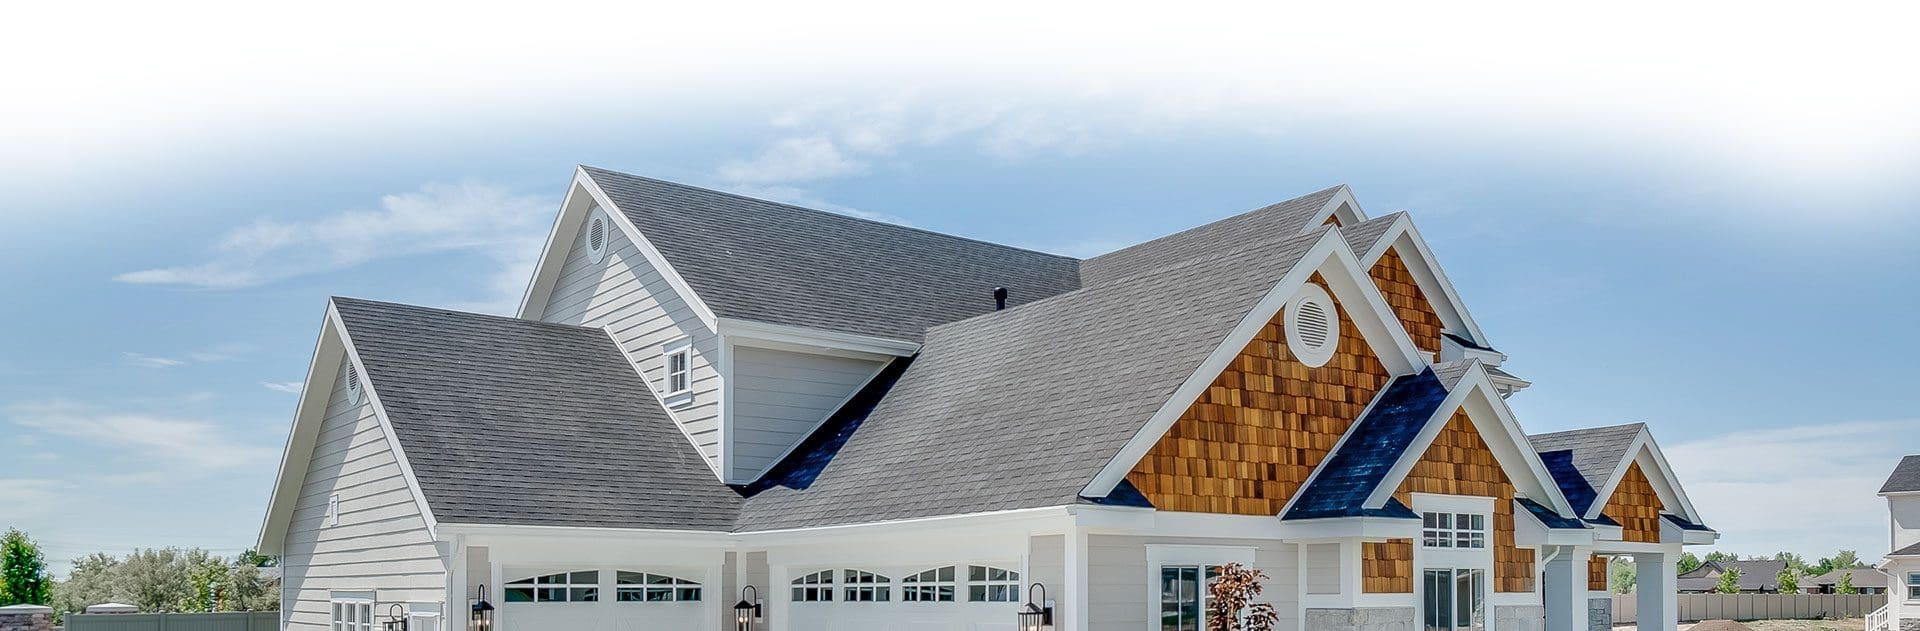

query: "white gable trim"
(517, 167), (720, 332)
(255, 303), (441, 553)
(1358, 362), (1580, 518)
(1583, 428), (1704, 523)
(717, 317), (919, 358)
(1079, 229), (1428, 498)
(1355, 214), (1492, 346)
(1300, 185), (1366, 231)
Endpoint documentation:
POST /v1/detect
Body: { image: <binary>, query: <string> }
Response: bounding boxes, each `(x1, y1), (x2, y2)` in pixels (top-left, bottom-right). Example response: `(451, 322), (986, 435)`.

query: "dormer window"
(663, 341), (691, 397)
(1421, 511), (1486, 548)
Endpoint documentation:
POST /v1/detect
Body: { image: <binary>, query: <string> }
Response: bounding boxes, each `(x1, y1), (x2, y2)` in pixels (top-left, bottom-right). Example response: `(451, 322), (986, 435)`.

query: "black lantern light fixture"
(382, 603), (408, 631)
(732, 584), (763, 631)
(1016, 582), (1053, 631)
(470, 585), (494, 631)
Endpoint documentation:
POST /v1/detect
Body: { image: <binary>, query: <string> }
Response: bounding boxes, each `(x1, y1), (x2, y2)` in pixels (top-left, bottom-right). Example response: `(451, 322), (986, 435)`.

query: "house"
(1674, 560), (1788, 593)
(254, 167), (1717, 631)
(1872, 455), (1920, 631)
(1799, 567), (1884, 595)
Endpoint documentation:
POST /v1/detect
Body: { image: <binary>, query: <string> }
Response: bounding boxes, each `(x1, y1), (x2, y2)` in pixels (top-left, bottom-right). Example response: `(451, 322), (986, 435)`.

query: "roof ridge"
(1528, 421), (1647, 440)
(580, 165), (1082, 262)
(924, 225), (1337, 336)
(330, 296), (602, 335)
(1085, 184), (1346, 263)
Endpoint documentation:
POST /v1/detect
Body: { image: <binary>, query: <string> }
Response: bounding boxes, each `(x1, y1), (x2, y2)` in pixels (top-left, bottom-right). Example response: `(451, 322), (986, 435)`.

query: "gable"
(1600, 462), (1665, 543)
(1382, 409), (1536, 593)
(1369, 246), (1447, 354)
(1125, 275), (1393, 515)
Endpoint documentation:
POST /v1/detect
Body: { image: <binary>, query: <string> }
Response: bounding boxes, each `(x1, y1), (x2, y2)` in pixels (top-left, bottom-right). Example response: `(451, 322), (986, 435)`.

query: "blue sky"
(3, 2), (1917, 574)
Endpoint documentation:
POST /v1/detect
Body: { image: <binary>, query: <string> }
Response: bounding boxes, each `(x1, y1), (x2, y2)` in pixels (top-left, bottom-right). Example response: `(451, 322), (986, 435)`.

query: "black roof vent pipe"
(993, 287), (1008, 311)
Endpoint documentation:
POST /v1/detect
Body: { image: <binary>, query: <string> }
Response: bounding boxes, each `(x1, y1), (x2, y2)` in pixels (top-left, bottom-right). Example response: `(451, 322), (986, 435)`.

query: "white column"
(1064, 528), (1089, 631)
(1542, 547), (1589, 631)
(1635, 553), (1677, 631)
(768, 563), (789, 631)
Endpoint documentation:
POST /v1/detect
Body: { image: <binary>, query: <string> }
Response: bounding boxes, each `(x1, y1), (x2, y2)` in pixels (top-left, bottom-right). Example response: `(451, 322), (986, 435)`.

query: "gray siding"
(728, 345), (885, 480)
(281, 359), (446, 629)
(1086, 535), (1300, 631)
(539, 210), (723, 473)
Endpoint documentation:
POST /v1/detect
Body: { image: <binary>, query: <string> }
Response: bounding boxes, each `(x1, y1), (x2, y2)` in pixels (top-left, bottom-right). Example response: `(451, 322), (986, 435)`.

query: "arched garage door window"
(616, 571), (702, 602)
(505, 571), (600, 602)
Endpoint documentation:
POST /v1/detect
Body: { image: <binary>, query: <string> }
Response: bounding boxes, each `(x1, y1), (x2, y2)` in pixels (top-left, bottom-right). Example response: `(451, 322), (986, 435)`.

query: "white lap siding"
(538, 211), (723, 473)
(728, 345), (885, 481)
(1086, 536), (1301, 631)
(281, 359), (446, 629)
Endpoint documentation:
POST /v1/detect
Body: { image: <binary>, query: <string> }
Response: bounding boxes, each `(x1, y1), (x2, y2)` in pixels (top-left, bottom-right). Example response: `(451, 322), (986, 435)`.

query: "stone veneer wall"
(1588, 597), (1614, 631)
(1306, 607), (1415, 631)
(1900, 618), (1919, 631)
(1494, 605), (1544, 631)
(0, 605), (54, 631)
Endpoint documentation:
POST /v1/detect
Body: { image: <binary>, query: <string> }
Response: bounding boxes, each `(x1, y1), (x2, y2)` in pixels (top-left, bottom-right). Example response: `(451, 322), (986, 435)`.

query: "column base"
(1496, 605), (1545, 631)
(1588, 598), (1613, 631)
(1306, 607), (1416, 631)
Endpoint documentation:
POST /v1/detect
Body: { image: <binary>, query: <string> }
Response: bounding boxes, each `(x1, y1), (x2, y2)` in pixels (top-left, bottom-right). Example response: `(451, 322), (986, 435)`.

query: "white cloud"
(0, 480), (69, 519)
(262, 381), (304, 394)
(123, 352), (186, 369)
(116, 181), (553, 290)
(7, 402), (278, 471)
(717, 135), (867, 184)
(1664, 419), (1919, 558)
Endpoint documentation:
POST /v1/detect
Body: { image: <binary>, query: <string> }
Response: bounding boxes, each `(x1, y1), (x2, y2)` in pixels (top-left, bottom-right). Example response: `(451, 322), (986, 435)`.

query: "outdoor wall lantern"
(382, 603), (408, 631)
(1016, 583), (1054, 631)
(733, 584), (763, 631)
(470, 585), (494, 631)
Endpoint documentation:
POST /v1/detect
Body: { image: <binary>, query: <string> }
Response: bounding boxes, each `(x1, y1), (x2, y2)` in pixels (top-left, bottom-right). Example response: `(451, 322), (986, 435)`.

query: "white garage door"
(500, 569), (707, 631)
(785, 566), (1022, 631)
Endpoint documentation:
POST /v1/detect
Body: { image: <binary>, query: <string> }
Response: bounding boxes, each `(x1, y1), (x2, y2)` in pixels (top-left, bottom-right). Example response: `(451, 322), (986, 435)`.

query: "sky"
(2, 1), (1917, 575)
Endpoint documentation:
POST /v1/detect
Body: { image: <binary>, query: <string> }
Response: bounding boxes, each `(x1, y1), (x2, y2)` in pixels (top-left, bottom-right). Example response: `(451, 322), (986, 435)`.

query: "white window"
(325, 494), (341, 527)
(1908, 572), (1919, 600)
(901, 566), (955, 602)
(1422, 512), (1487, 549)
(1423, 568), (1485, 631)
(505, 571), (600, 602)
(968, 565), (1020, 602)
(1159, 565), (1221, 631)
(329, 597), (373, 631)
(843, 570), (891, 602)
(792, 570), (834, 602)
(616, 571), (701, 602)
(663, 342), (692, 396)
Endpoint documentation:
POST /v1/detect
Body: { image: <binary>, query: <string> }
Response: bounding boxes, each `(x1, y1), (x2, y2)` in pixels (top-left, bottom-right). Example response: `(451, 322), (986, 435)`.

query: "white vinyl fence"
(63, 612), (280, 631)
(1610, 594), (1886, 623)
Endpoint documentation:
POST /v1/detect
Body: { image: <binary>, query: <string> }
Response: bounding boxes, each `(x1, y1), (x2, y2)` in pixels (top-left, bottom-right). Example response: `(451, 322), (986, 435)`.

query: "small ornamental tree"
(1207, 563), (1278, 631)
(1, 529), (51, 606)
(1776, 569), (1799, 594)
(1715, 567), (1742, 594)
(1835, 572), (1856, 595)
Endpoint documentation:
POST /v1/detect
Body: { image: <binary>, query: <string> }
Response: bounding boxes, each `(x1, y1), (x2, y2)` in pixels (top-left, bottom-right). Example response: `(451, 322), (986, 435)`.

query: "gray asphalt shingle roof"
(1528, 422), (1644, 515)
(583, 167), (1083, 342)
(734, 227), (1337, 530)
(1340, 212), (1404, 258)
(1079, 185), (1344, 286)
(1881, 455), (1920, 494)
(1893, 542), (1920, 556)
(333, 297), (742, 531)
(1676, 560), (1789, 592)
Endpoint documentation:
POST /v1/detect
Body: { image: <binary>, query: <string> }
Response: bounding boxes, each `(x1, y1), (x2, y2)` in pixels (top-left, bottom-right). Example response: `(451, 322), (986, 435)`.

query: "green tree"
(1829, 551), (1859, 569)
(1610, 557), (1637, 593)
(1772, 552), (1808, 574)
(1677, 552), (1702, 575)
(1, 529), (51, 606)
(49, 553), (122, 622)
(1704, 550), (1738, 564)
(1776, 568), (1799, 594)
(1715, 567), (1742, 594)
(235, 549), (277, 568)
(1835, 572), (1857, 595)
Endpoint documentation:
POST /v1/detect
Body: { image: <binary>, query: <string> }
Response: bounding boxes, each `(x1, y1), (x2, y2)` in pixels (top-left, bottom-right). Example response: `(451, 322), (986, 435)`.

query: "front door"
(1422, 568), (1484, 631)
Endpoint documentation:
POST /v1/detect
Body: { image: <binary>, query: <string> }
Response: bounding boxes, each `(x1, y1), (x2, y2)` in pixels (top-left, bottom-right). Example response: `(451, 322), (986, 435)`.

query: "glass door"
(1423, 568), (1484, 631)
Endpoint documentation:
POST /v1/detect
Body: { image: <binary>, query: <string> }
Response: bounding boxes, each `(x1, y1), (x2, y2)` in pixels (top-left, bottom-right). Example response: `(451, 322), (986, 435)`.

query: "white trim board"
(1582, 427), (1704, 524)
(518, 167), (720, 331)
(1353, 212), (1492, 348)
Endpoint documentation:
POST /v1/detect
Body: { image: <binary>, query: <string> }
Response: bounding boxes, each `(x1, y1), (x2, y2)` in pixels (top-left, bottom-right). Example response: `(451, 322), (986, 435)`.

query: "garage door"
(786, 566), (1021, 631)
(500, 569), (707, 631)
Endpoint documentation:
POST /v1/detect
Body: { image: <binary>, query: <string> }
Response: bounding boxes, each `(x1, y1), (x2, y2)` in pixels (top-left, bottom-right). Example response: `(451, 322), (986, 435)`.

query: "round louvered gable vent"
(1285, 285), (1340, 368)
(345, 362), (364, 402)
(586, 209), (610, 264)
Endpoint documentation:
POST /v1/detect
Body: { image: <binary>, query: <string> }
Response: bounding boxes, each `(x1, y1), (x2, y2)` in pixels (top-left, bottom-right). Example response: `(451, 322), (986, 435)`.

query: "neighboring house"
(254, 167), (1717, 631)
(1799, 567), (1885, 595)
(1674, 560), (1788, 593)
(1873, 455), (1920, 631)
